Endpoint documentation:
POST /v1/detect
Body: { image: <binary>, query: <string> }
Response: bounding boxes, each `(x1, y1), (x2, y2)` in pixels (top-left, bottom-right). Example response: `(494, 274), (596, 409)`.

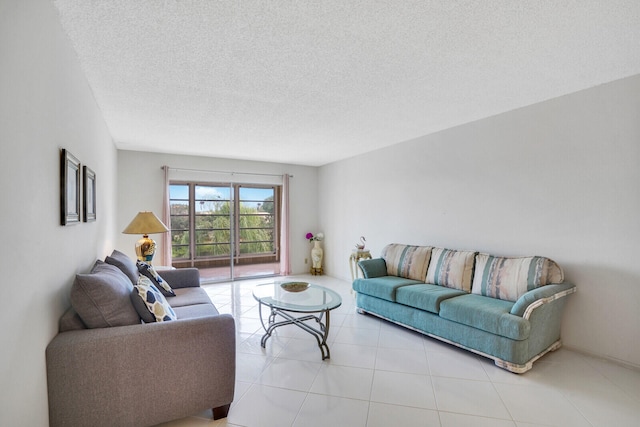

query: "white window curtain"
(280, 173), (291, 276)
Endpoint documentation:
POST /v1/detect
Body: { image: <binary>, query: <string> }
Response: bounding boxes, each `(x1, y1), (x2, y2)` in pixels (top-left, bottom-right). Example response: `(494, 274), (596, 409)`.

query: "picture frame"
(83, 166), (96, 222)
(61, 149), (81, 225)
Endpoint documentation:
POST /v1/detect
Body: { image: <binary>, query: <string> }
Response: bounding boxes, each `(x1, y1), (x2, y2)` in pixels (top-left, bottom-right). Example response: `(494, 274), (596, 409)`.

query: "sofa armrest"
(510, 282), (576, 318)
(159, 267), (201, 288)
(358, 258), (387, 279)
(46, 314), (235, 427)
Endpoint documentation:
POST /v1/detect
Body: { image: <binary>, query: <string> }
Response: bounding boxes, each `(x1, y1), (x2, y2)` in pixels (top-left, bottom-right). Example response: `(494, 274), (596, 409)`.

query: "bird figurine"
(355, 236), (366, 250)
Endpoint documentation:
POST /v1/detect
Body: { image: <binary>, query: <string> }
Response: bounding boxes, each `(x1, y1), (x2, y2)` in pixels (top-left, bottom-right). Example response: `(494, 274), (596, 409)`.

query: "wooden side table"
(349, 249), (372, 281)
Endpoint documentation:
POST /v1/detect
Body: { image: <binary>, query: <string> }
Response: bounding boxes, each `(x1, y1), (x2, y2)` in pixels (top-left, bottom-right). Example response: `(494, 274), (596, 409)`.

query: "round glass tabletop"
(252, 282), (342, 313)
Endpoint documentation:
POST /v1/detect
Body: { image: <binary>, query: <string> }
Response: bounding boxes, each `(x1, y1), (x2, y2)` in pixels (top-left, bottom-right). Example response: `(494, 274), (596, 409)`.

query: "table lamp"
(122, 211), (169, 264)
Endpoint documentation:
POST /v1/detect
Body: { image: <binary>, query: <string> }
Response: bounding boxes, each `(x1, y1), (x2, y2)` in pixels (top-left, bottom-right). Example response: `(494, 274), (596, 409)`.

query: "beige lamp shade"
(122, 211), (169, 264)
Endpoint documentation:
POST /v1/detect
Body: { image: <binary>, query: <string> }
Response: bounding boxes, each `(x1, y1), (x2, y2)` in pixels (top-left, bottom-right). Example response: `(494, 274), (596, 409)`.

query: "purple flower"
(306, 232), (324, 242)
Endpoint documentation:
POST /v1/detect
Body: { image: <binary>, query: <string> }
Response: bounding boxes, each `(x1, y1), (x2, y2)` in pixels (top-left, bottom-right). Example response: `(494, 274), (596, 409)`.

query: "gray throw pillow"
(105, 249), (138, 285)
(71, 260), (141, 328)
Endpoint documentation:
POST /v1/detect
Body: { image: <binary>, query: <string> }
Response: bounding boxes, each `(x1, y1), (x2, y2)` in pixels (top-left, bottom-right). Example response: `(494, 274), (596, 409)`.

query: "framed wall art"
(83, 166), (96, 222)
(61, 149), (81, 225)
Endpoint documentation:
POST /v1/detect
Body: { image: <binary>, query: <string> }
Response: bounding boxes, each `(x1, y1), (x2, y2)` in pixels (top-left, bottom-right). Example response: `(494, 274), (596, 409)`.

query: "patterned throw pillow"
(381, 244), (432, 281)
(426, 248), (476, 292)
(133, 276), (177, 322)
(137, 261), (175, 297)
(472, 254), (564, 302)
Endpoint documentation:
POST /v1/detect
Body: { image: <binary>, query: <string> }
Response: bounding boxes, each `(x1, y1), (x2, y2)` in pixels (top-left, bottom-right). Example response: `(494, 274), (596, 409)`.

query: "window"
(194, 185), (232, 258)
(238, 187), (275, 255)
(169, 183), (279, 270)
(169, 184), (190, 259)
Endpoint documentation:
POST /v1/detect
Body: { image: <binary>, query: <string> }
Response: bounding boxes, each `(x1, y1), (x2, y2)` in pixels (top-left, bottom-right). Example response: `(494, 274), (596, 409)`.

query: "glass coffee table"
(253, 281), (342, 360)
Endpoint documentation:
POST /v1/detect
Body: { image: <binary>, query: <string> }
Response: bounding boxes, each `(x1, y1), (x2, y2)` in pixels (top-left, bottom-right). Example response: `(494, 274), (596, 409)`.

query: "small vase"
(311, 241), (323, 270)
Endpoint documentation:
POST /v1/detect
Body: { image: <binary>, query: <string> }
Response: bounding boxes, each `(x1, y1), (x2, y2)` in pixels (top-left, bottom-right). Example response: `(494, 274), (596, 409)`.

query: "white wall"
(319, 74), (640, 368)
(116, 151), (319, 275)
(0, 1), (118, 425)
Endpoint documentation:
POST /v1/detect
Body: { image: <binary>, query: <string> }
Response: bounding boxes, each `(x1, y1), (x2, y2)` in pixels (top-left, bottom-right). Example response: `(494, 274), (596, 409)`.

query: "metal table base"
(258, 303), (333, 360)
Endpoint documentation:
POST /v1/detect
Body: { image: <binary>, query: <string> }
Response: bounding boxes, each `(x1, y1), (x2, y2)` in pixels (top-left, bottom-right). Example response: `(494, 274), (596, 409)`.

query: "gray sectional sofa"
(353, 244), (576, 373)
(46, 250), (235, 427)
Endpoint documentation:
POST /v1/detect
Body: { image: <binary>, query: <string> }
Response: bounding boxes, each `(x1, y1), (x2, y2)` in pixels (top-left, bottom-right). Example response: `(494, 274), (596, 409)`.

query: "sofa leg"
(212, 404), (231, 420)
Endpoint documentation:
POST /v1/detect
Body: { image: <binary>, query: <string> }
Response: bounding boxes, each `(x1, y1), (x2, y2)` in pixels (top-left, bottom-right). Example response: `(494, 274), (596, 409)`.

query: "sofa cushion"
(105, 249), (139, 285)
(471, 254), (565, 302)
(381, 244), (432, 281)
(71, 260), (141, 328)
(352, 276), (422, 302)
(439, 294), (530, 340)
(426, 248), (476, 292)
(173, 303), (220, 319)
(396, 284), (467, 314)
(133, 276), (177, 322)
(170, 287), (214, 307)
(137, 261), (176, 297)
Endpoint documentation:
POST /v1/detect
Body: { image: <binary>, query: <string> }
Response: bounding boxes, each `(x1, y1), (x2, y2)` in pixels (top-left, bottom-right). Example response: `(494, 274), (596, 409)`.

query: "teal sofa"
(352, 244), (576, 373)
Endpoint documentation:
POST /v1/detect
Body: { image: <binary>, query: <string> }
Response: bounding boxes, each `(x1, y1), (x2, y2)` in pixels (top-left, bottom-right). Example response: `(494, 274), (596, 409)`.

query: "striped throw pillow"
(471, 254), (564, 302)
(426, 248), (476, 292)
(381, 244), (432, 281)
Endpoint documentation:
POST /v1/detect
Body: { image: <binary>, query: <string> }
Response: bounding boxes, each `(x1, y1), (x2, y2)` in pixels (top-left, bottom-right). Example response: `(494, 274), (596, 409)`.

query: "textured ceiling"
(53, 1), (640, 166)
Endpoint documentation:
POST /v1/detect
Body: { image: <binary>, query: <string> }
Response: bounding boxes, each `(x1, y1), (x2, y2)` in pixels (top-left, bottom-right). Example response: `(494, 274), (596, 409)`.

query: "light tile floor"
(158, 275), (640, 427)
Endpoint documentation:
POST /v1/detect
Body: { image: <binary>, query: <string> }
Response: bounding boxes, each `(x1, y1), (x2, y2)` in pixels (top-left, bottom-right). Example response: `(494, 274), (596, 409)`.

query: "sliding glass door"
(235, 186), (278, 279)
(169, 182), (280, 282)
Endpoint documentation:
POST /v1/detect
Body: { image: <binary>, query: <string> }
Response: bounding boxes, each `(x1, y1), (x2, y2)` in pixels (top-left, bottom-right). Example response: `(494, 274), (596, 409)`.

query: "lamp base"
(135, 235), (157, 264)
